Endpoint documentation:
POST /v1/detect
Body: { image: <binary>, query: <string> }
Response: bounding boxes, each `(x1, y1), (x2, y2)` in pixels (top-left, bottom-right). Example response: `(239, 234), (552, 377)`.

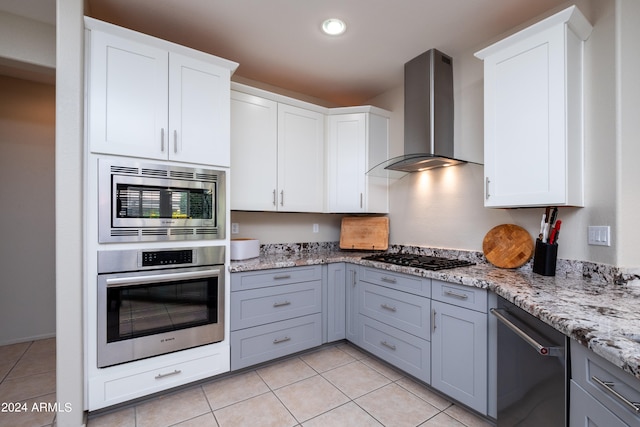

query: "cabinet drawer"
(359, 315), (430, 383)
(98, 353), (226, 408)
(570, 381), (627, 427)
(230, 281), (322, 330)
(359, 282), (430, 338)
(431, 280), (487, 312)
(231, 266), (322, 291)
(360, 267), (431, 297)
(571, 341), (640, 425)
(231, 313), (322, 370)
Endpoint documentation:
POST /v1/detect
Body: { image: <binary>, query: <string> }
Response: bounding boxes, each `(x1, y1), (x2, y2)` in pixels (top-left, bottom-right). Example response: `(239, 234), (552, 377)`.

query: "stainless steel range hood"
(368, 49), (466, 177)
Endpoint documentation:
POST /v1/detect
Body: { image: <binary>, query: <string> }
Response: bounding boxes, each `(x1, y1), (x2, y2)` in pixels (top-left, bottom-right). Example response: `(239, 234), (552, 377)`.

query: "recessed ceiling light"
(322, 18), (346, 36)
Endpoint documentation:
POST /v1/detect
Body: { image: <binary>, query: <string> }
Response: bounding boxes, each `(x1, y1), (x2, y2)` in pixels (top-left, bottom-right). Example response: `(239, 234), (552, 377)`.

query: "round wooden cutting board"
(482, 224), (534, 269)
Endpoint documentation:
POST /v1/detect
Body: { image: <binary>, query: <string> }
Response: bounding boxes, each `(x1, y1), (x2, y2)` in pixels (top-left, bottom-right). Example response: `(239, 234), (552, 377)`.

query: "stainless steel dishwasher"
(491, 296), (568, 426)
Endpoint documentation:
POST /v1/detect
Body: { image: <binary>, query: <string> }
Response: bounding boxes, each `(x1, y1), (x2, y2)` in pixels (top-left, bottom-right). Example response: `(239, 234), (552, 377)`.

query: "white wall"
(0, 75), (56, 345)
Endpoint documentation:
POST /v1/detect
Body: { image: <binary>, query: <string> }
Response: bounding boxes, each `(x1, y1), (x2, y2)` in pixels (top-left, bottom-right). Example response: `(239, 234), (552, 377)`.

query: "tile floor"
(0, 339), (495, 427)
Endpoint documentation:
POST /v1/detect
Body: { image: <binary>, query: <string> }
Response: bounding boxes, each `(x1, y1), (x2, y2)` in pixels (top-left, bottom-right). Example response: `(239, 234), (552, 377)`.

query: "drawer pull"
(444, 290), (469, 300)
(380, 303), (397, 312)
(380, 340), (396, 351)
(592, 375), (640, 413)
(381, 276), (397, 284)
(155, 369), (182, 380)
(273, 300), (291, 307)
(273, 274), (291, 280)
(273, 336), (291, 344)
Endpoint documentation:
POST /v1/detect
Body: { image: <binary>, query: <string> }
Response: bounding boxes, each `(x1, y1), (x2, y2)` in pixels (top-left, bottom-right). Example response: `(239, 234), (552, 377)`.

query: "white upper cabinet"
(326, 110), (389, 213)
(230, 85), (325, 212)
(86, 18), (237, 167)
(475, 6), (592, 208)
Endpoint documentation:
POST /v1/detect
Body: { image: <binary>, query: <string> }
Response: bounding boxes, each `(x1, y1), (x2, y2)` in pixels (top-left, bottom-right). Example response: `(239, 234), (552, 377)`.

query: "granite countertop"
(230, 249), (640, 381)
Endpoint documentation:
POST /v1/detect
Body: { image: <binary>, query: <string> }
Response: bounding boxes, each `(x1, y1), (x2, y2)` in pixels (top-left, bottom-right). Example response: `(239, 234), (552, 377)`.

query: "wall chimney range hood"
(368, 49), (466, 177)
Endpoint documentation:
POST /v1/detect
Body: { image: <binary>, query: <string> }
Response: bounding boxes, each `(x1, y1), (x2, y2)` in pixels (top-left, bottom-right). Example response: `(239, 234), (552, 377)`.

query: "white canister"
(230, 238), (260, 260)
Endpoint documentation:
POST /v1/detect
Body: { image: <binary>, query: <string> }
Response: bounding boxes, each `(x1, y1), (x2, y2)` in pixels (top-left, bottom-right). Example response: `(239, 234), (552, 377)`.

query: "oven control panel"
(141, 249), (193, 267)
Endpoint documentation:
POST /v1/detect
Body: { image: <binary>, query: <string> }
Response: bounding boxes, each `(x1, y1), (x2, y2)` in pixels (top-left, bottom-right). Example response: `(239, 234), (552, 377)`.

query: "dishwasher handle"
(491, 308), (564, 357)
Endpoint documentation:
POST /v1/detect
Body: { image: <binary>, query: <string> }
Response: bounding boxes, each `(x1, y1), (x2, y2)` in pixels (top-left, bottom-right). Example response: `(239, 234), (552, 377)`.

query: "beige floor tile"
(0, 342), (30, 365)
(302, 402), (383, 427)
(355, 383), (439, 427)
(0, 362), (13, 381)
(87, 406), (135, 427)
(322, 361), (391, 399)
(360, 356), (405, 381)
(0, 392), (57, 427)
(336, 342), (368, 360)
(173, 412), (219, 427)
(135, 386), (210, 427)
(214, 392), (296, 427)
(421, 412), (466, 426)
(300, 346), (355, 373)
(396, 377), (453, 411)
(275, 375), (349, 422)
(203, 370), (270, 410)
(0, 370), (56, 402)
(25, 338), (56, 358)
(256, 357), (316, 390)
(444, 405), (494, 427)
(6, 352), (56, 379)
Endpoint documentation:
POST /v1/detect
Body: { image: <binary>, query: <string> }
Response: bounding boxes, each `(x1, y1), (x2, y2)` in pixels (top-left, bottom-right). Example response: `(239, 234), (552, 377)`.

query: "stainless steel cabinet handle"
(592, 376), (640, 413)
(160, 128), (165, 152)
(272, 189), (276, 206)
(351, 270), (357, 286)
(280, 190), (284, 206)
(273, 300), (291, 307)
(491, 308), (563, 357)
(380, 341), (396, 350)
(273, 274), (291, 280)
(432, 308), (437, 332)
(106, 269), (220, 288)
(381, 276), (397, 284)
(444, 290), (469, 300)
(360, 193), (363, 208)
(173, 130), (178, 153)
(380, 303), (397, 312)
(273, 336), (291, 344)
(155, 369), (182, 379)
(486, 177), (491, 199)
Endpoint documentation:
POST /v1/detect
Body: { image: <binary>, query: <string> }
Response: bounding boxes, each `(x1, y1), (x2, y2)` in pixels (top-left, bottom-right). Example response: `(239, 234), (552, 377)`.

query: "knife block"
(533, 239), (558, 276)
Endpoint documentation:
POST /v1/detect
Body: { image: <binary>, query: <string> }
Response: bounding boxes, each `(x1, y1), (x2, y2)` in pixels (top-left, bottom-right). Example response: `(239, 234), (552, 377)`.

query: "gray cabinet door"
(570, 381), (627, 427)
(327, 263), (346, 342)
(431, 300), (487, 414)
(345, 264), (360, 345)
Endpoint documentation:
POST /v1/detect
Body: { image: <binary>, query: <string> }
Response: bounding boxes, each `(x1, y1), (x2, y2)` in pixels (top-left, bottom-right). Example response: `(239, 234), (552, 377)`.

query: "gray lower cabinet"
(431, 280), (488, 414)
(345, 264), (360, 345)
(570, 340), (640, 426)
(327, 263), (346, 342)
(230, 266), (323, 370)
(357, 267), (431, 383)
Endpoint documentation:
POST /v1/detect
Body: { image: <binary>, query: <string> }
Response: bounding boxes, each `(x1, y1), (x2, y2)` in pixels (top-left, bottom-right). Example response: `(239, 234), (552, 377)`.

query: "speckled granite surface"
(229, 243), (640, 380)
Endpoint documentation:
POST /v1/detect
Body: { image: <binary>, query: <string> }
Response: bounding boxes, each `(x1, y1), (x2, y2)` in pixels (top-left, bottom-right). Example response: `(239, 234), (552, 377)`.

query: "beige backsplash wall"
(230, 211), (344, 244)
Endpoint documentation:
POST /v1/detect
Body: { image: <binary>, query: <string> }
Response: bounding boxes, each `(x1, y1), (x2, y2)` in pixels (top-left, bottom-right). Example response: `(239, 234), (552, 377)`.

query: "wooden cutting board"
(340, 217), (389, 250)
(482, 224), (534, 269)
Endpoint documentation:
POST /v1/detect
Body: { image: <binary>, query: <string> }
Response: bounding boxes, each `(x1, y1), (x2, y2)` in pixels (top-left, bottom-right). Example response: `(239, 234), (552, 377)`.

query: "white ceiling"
(2, 0), (573, 105)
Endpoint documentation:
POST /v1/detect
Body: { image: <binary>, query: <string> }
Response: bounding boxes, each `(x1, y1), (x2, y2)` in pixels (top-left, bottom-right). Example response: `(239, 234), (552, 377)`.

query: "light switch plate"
(588, 226), (610, 246)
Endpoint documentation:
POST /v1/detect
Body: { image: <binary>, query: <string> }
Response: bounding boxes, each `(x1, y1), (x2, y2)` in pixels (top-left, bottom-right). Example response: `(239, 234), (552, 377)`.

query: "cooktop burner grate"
(362, 253), (475, 270)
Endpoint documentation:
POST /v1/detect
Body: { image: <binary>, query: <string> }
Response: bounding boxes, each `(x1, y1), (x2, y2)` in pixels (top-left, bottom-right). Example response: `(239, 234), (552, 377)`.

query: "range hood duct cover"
(368, 49), (466, 176)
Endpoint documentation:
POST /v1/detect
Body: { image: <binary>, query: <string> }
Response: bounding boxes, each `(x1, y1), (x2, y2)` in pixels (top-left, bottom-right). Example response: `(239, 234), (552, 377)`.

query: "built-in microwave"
(98, 158), (225, 242)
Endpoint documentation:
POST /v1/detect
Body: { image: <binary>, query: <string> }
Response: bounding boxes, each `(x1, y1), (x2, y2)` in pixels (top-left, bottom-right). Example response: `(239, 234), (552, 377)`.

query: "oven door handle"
(106, 269), (220, 288)
(491, 308), (564, 358)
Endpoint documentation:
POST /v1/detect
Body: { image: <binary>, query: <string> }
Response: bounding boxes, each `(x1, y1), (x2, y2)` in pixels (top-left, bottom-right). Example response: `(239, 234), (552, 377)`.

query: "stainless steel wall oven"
(99, 158), (225, 242)
(97, 246), (225, 368)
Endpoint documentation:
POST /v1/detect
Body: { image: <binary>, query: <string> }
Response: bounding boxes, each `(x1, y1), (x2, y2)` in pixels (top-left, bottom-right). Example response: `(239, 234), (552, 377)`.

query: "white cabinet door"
(230, 91), (278, 210)
(477, 6), (591, 208)
(431, 300), (487, 414)
(169, 52), (231, 166)
(327, 113), (389, 213)
(88, 30), (168, 159)
(277, 104), (325, 212)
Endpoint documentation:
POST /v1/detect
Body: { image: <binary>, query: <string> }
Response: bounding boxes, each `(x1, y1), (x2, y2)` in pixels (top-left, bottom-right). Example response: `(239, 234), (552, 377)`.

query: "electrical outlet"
(231, 223), (239, 234)
(588, 226), (610, 246)
(312, 224), (319, 233)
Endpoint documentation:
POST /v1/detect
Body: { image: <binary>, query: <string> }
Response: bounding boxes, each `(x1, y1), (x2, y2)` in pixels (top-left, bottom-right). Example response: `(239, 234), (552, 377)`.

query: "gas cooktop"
(362, 253), (475, 271)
